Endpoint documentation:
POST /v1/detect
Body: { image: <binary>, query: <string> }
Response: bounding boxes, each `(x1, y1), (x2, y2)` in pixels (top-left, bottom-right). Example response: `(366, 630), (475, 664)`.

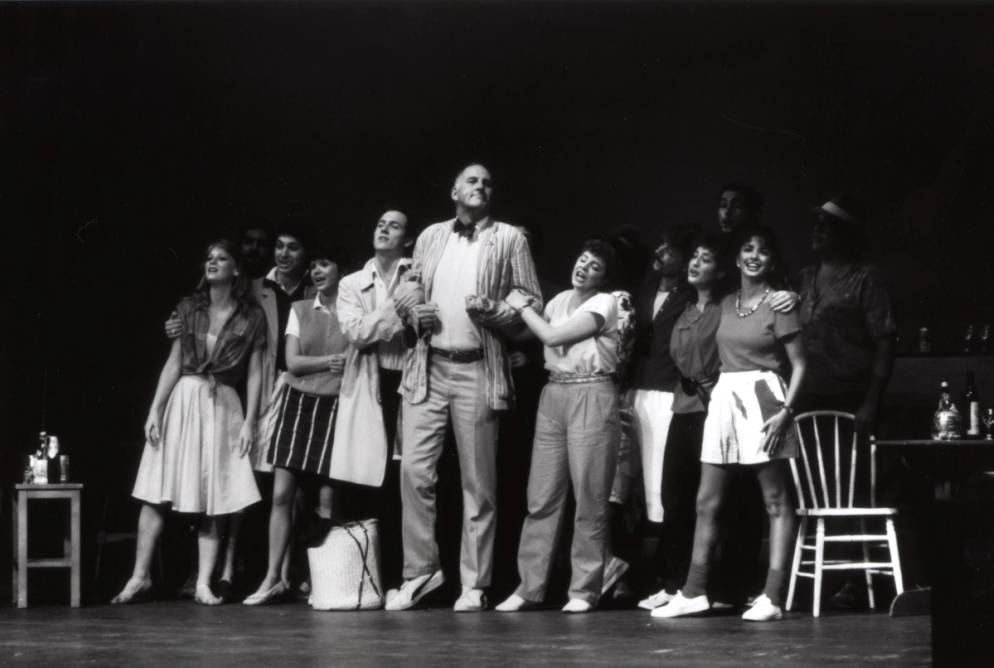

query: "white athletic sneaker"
(650, 591), (709, 618)
(384, 570), (445, 611)
(637, 588), (675, 611)
(453, 587), (487, 612)
(561, 598), (593, 614)
(741, 594), (783, 621)
(495, 594), (540, 612)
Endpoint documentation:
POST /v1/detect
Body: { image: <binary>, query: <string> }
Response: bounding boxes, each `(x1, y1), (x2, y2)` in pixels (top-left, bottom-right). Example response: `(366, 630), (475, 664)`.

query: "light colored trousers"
(515, 379), (620, 605)
(400, 357), (498, 588)
(631, 388), (674, 523)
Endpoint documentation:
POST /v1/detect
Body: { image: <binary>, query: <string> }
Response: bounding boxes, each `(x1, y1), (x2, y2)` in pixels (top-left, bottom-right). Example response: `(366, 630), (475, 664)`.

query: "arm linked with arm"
(336, 278), (405, 349)
(477, 233), (544, 328)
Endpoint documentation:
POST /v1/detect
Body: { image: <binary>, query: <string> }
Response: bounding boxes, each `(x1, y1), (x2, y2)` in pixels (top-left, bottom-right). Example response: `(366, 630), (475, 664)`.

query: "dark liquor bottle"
(963, 371), (981, 437)
(964, 325), (975, 354)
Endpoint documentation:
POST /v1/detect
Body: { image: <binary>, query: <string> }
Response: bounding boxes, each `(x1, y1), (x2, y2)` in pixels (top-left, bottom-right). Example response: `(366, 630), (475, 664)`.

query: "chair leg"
(786, 517), (807, 612)
(17, 492), (28, 608)
(885, 517), (904, 595)
(813, 518), (825, 618)
(859, 518), (876, 610)
(11, 492), (19, 606)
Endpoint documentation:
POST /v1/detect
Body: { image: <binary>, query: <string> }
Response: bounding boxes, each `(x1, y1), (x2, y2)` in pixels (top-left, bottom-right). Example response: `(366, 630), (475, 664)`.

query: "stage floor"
(0, 601), (930, 666)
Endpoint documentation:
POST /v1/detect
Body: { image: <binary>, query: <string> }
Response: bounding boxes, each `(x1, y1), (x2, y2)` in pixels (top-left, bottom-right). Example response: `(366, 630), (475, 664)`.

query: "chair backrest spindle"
(790, 411), (859, 511)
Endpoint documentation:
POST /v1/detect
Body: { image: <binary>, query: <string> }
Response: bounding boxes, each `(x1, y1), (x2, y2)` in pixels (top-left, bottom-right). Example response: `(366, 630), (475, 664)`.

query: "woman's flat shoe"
(650, 591), (710, 618)
(110, 579), (154, 605)
(194, 583), (223, 606)
(243, 581), (289, 606)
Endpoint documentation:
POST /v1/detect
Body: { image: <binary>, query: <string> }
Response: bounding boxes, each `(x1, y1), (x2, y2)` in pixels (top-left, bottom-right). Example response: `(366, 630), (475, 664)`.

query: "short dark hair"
(310, 242), (353, 275)
(657, 223), (700, 260)
(580, 237), (621, 292)
(732, 224), (789, 289)
(237, 217), (273, 239)
(376, 208), (418, 243)
(719, 182), (765, 214)
(274, 217), (316, 252)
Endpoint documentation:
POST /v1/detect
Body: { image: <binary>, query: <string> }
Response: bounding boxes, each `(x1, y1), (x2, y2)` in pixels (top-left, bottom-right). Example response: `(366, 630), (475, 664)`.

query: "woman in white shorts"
(653, 225), (806, 622)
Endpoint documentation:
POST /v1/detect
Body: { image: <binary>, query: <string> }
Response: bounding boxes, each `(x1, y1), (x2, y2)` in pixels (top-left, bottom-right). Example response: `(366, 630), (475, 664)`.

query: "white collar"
(265, 267), (303, 296)
(312, 294), (332, 312)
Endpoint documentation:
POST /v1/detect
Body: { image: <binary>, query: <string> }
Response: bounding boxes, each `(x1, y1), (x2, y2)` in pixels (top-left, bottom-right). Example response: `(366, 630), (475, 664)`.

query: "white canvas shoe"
(453, 587), (487, 612)
(495, 594), (540, 612)
(384, 570), (445, 611)
(650, 591), (709, 618)
(637, 588), (675, 611)
(741, 594), (783, 621)
(561, 599), (593, 614)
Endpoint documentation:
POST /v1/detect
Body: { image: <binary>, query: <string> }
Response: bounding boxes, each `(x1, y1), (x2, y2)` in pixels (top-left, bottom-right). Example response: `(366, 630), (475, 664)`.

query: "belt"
(549, 372), (614, 385)
(429, 347), (484, 363)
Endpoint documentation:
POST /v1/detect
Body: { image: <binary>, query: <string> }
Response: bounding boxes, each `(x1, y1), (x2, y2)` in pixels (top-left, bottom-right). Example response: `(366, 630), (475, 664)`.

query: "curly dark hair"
(579, 237), (621, 292)
(732, 224), (789, 290)
(687, 231), (735, 300)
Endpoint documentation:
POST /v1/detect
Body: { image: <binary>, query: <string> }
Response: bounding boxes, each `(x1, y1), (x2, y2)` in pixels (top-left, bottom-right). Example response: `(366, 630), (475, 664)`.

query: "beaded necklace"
(734, 287), (771, 318)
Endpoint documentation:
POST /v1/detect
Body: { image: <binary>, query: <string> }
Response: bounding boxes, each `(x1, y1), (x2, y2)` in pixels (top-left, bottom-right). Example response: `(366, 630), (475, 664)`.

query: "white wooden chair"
(786, 410), (904, 617)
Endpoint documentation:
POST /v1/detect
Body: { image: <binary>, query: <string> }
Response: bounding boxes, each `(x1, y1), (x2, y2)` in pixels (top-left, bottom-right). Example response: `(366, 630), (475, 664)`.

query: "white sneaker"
(384, 570), (445, 611)
(453, 587), (487, 612)
(600, 556), (630, 595)
(637, 588), (675, 611)
(650, 591), (709, 618)
(741, 594), (783, 621)
(495, 594), (539, 612)
(561, 598), (593, 614)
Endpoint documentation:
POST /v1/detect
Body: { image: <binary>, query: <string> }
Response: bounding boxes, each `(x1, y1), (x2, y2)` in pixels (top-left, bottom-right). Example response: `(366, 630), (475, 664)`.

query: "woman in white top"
(497, 238), (622, 614)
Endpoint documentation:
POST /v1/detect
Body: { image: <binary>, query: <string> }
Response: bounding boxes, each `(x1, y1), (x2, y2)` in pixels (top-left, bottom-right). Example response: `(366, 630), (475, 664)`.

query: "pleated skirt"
(266, 385), (339, 478)
(132, 375), (262, 516)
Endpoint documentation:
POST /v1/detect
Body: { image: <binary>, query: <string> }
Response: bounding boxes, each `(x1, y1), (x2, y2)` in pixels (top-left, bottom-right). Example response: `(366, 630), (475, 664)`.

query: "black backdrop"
(3, 2), (993, 487)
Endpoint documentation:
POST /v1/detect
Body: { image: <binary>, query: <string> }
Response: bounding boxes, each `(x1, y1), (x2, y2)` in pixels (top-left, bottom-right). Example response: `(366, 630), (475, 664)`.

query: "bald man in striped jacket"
(387, 164), (542, 612)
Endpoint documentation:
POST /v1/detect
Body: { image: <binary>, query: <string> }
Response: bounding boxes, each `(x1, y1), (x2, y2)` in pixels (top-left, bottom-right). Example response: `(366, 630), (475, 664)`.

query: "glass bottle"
(963, 372), (981, 437)
(932, 380), (963, 440)
(963, 325), (975, 354)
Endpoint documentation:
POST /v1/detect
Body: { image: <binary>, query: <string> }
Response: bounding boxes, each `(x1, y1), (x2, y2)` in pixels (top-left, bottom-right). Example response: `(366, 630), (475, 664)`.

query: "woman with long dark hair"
(114, 240), (266, 605)
(639, 233), (730, 609)
(652, 225), (805, 622)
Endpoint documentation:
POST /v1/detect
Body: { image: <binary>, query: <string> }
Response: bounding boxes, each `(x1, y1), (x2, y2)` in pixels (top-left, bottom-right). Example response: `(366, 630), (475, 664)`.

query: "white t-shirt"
(542, 291), (620, 375)
(430, 232), (482, 350)
(285, 295), (331, 338)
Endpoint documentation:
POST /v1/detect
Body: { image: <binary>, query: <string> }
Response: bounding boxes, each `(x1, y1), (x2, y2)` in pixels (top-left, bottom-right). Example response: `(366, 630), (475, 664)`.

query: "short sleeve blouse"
(715, 294), (801, 375)
(543, 291), (620, 376)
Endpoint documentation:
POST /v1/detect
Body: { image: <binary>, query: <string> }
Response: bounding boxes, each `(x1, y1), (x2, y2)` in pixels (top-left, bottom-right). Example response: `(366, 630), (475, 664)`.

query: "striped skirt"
(701, 369), (798, 465)
(267, 385), (339, 477)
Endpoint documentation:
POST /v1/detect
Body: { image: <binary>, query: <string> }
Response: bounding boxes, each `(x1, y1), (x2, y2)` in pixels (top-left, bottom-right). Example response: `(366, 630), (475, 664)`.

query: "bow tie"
(453, 220), (477, 239)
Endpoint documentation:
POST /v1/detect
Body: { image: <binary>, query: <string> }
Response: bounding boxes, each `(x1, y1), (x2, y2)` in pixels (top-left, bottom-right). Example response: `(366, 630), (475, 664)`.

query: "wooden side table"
(11, 483), (83, 608)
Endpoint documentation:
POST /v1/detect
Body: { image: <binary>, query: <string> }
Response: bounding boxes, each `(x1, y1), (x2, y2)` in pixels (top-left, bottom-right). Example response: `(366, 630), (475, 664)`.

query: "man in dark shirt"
(795, 195), (897, 608)
(797, 195), (896, 436)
